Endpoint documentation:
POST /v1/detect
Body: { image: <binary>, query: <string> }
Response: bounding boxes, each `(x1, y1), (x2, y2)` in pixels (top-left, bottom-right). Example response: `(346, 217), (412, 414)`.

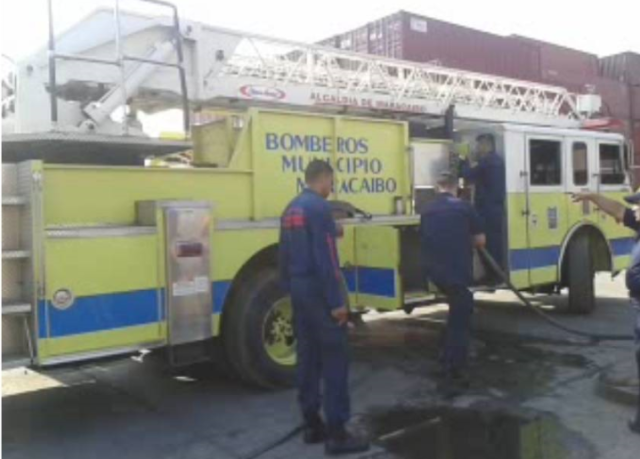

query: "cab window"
(529, 139), (562, 186)
(599, 143), (625, 185)
(572, 142), (588, 186)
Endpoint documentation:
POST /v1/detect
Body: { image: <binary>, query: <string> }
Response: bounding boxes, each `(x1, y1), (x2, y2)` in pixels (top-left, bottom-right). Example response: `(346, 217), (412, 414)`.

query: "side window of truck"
(529, 139), (562, 186)
(599, 143), (625, 185)
(572, 142), (588, 186)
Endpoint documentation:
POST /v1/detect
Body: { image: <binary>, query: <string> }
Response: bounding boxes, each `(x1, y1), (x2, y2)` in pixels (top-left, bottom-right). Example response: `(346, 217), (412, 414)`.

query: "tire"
(223, 267), (296, 388)
(566, 235), (596, 315)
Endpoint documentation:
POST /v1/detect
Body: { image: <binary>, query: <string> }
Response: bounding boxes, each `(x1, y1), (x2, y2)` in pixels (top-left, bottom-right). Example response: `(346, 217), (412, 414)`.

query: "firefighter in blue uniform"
(278, 160), (370, 455)
(459, 133), (506, 277)
(571, 191), (640, 435)
(420, 172), (486, 397)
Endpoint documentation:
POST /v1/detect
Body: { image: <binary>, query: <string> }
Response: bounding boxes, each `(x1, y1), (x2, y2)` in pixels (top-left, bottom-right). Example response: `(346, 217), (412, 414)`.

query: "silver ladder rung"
(2, 196), (27, 205)
(2, 302), (32, 315)
(2, 250), (31, 260)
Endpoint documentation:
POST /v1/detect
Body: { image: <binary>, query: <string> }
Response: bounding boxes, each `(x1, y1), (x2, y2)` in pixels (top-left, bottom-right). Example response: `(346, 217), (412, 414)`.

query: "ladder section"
(203, 28), (584, 127)
(2, 164), (37, 369)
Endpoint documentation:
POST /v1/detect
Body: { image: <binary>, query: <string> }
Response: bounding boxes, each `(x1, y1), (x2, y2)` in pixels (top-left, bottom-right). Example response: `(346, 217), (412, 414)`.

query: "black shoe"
(325, 428), (370, 456)
(629, 418), (640, 435)
(303, 421), (326, 444)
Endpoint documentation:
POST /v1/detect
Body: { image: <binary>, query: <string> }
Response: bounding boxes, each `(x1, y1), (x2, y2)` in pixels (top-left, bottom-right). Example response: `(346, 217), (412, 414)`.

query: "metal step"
(2, 250), (31, 260)
(2, 196), (27, 206)
(2, 357), (32, 370)
(2, 302), (32, 315)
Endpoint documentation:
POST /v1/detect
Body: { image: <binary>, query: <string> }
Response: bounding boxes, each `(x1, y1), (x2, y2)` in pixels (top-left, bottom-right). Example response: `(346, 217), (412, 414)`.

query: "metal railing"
(46, 0), (190, 136)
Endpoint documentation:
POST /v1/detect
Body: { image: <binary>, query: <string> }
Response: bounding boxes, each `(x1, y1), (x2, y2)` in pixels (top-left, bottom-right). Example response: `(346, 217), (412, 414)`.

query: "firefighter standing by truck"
(278, 160), (370, 455)
(571, 191), (640, 435)
(459, 133), (506, 278)
(420, 172), (486, 397)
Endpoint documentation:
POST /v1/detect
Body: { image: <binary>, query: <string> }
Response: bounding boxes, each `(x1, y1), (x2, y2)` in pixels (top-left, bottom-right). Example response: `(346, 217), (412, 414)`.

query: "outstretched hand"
(570, 191), (592, 203)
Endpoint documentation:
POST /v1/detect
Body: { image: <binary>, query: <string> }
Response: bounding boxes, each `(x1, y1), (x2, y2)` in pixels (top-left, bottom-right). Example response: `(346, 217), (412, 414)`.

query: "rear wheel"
(223, 267), (296, 388)
(566, 235), (596, 315)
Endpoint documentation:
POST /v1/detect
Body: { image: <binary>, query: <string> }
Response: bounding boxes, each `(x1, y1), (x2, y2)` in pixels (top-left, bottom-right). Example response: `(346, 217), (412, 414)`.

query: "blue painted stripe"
(510, 246), (561, 271)
(38, 300), (47, 339)
(611, 237), (635, 256)
(44, 289), (159, 338)
(357, 267), (396, 298)
(342, 269), (357, 293)
(213, 281), (231, 314)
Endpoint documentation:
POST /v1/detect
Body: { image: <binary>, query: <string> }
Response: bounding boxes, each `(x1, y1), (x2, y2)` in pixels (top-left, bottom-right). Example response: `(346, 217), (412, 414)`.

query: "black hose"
(478, 247), (634, 343)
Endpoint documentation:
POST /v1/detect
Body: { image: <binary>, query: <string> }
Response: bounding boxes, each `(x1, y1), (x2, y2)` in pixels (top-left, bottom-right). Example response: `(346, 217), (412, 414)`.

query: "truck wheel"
(223, 267), (296, 388)
(566, 235), (596, 315)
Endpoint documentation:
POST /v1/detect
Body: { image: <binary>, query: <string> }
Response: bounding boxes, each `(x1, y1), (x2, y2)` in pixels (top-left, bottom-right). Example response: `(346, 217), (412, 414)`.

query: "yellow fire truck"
(1, 3), (635, 387)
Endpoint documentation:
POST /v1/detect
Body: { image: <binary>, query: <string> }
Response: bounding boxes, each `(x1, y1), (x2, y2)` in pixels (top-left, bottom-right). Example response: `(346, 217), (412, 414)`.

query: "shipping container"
(594, 77), (632, 119)
(398, 12), (541, 81)
(600, 52), (640, 86)
(510, 35), (599, 85)
(632, 86), (640, 121)
(317, 11), (542, 82)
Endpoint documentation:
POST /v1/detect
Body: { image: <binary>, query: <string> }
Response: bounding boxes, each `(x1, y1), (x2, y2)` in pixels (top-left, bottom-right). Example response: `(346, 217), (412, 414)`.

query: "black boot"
(302, 415), (326, 444)
(325, 427), (370, 456)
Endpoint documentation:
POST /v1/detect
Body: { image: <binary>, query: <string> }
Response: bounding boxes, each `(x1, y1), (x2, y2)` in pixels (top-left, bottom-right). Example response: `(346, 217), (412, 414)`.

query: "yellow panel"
(45, 235), (159, 298)
(355, 225), (400, 267)
(530, 266), (556, 285)
(252, 110), (409, 219)
(355, 225), (401, 311)
(509, 270), (530, 289)
(615, 255), (631, 271)
(38, 323), (164, 360)
(44, 166), (253, 225)
(212, 228), (279, 280)
(507, 193), (528, 250)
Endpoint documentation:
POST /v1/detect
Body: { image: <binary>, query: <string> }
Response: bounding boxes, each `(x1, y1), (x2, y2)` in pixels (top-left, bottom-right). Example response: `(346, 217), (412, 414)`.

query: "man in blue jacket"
(421, 172), (486, 397)
(279, 159), (369, 455)
(459, 133), (506, 276)
(572, 190), (640, 435)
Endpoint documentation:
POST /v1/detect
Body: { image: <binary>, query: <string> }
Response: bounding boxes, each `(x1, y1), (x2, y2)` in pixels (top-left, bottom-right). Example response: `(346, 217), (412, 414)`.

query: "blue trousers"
(479, 206), (505, 270)
(290, 278), (350, 430)
(632, 299), (640, 421)
(437, 283), (475, 372)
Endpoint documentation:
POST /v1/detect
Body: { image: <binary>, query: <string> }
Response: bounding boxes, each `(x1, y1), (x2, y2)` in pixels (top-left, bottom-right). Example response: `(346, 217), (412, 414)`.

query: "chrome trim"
(46, 226), (157, 239)
(2, 250), (31, 260)
(39, 343), (164, 367)
(216, 215), (420, 231)
(2, 303), (32, 315)
(2, 196), (27, 206)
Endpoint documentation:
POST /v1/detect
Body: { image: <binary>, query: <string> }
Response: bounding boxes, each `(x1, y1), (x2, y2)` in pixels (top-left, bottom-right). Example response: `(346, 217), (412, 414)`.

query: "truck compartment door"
(353, 225), (402, 311)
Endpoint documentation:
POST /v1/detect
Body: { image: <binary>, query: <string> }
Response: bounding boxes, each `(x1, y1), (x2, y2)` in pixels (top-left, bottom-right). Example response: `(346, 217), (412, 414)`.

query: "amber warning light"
(175, 241), (204, 258)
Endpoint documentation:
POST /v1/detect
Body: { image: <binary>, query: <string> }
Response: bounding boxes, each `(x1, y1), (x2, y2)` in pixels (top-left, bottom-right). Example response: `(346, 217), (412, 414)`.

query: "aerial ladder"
(2, 1), (606, 165)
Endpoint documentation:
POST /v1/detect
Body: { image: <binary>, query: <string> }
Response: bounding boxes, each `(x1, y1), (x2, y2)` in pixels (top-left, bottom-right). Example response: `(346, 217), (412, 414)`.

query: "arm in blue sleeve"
(459, 158), (485, 182)
(278, 220), (291, 294)
(419, 213), (430, 285)
(309, 206), (343, 311)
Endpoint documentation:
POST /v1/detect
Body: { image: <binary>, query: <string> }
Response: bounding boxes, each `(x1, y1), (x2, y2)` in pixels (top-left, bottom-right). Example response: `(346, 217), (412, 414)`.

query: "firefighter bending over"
(420, 172), (486, 397)
(459, 133), (506, 277)
(278, 160), (370, 455)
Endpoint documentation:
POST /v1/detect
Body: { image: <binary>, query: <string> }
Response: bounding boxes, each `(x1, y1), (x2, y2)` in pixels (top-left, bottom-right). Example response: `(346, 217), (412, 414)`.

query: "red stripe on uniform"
(283, 213), (305, 229)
